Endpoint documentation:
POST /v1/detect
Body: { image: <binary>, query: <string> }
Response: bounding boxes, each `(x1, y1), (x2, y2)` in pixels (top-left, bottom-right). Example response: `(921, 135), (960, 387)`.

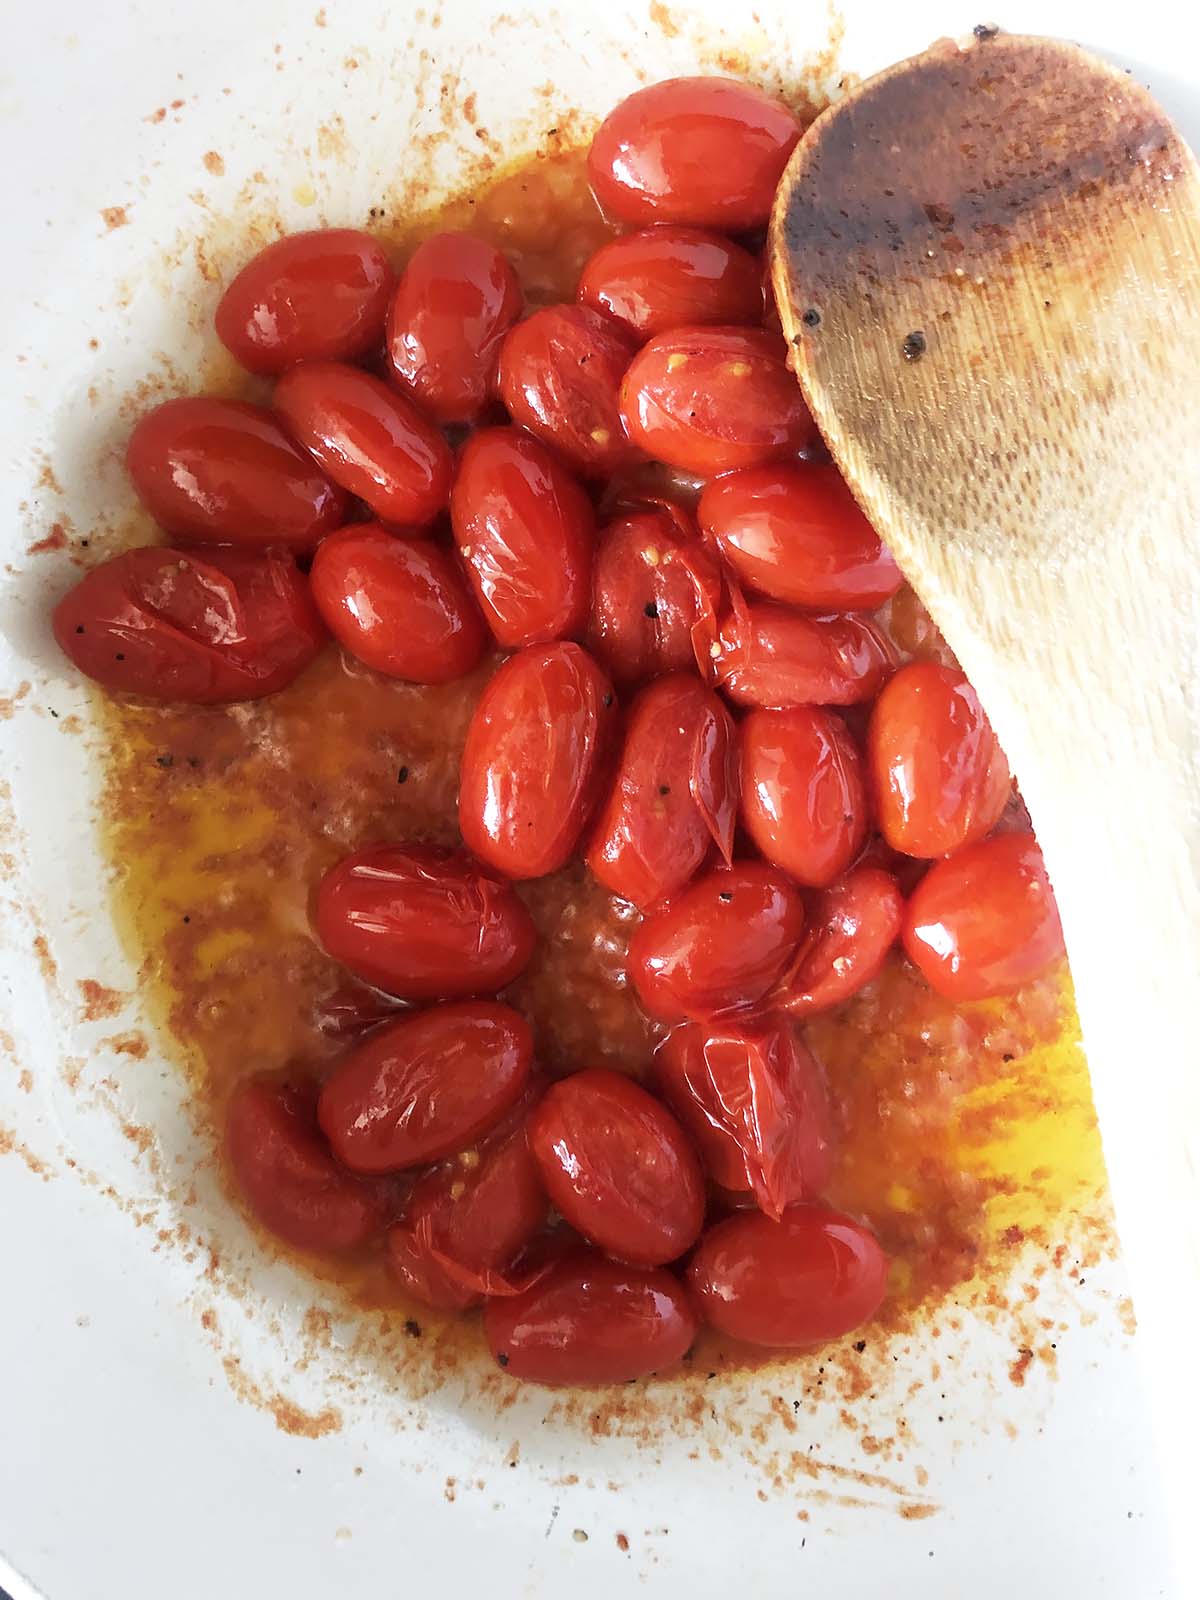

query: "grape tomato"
(578, 226), (763, 340)
(714, 598), (897, 708)
(773, 864), (904, 1016)
(739, 706), (868, 888)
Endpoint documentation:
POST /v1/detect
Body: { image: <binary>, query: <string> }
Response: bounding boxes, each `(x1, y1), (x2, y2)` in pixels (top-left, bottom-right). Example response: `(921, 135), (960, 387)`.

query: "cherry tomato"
(868, 661), (1011, 858)
(458, 642), (617, 879)
(714, 599), (897, 708)
(273, 361), (452, 527)
(215, 228), (395, 375)
(385, 1096), (547, 1309)
(773, 864), (903, 1015)
(587, 505), (721, 685)
(497, 304), (640, 476)
(387, 231), (522, 423)
(315, 843), (536, 999)
(126, 397), (347, 551)
(698, 464), (904, 610)
(879, 583), (959, 668)
(578, 226), (763, 341)
(588, 76), (802, 230)
(628, 862), (805, 1023)
(52, 545), (325, 703)
(451, 427), (594, 648)
(739, 706), (867, 888)
(688, 1204), (888, 1347)
(528, 1068), (704, 1266)
(311, 976), (404, 1038)
(309, 523), (484, 683)
(586, 673), (736, 907)
(318, 1001), (532, 1173)
(653, 1018), (834, 1216)
(621, 327), (817, 476)
(485, 1253), (697, 1386)
(226, 1074), (386, 1252)
(903, 833), (1065, 1001)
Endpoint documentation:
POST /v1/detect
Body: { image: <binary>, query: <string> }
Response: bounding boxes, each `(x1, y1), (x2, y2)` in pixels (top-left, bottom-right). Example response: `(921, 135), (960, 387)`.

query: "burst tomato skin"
(52, 544), (325, 703)
(688, 1204), (889, 1346)
(714, 600), (897, 708)
(588, 76), (802, 230)
(458, 642), (617, 879)
(868, 661), (1011, 858)
(318, 1002), (533, 1174)
(451, 427), (595, 648)
(773, 864), (904, 1015)
(125, 397), (347, 551)
(586, 673), (737, 907)
(628, 862), (806, 1024)
(215, 229), (395, 375)
(315, 843), (536, 999)
(903, 834), (1065, 1000)
(739, 706), (868, 888)
(387, 231), (522, 423)
(226, 1074), (387, 1253)
(578, 226), (763, 341)
(484, 1253), (698, 1386)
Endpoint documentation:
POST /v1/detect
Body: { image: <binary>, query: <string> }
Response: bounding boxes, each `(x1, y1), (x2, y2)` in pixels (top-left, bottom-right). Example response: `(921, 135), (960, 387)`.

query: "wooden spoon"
(771, 28), (1199, 1579)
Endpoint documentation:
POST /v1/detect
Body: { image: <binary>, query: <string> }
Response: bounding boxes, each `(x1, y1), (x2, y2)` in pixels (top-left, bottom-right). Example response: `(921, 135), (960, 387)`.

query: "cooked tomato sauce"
(78, 105), (1106, 1385)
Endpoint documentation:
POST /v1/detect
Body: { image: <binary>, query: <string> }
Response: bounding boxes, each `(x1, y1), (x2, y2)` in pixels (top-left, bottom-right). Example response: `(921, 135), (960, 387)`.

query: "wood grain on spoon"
(771, 29), (1199, 1577)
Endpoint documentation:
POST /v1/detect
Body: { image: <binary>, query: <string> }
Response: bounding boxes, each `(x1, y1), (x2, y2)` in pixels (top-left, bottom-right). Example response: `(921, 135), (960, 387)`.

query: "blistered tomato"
(273, 361), (452, 526)
(688, 1204), (888, 1346)
(387, 231), (522, 422)
(714, 600), (896, 708)
(528, 1068), (704, 1266)
(215, 228), (395, 375)
(315, 843), (536, 999)
(739, 706), (867, 887)
(226, 1074), (386, 1253)
(621, 327), (817, 476)
(52, 545), (325, 703)
(628, 862), (805, 1023)
(451, 427), (594, 648)
(868, 661), (1011, 858)
(903, 834), (1065, 1001)
(773, 864), (903, 1015)
(588, 76), (802, 230)
(698, 464), (904, 610)
(578, 226), (762, 341)
(126, 397), (347, 551)
(485, 1253), (698, 1385)
(319, 1002), (532, 1173)
(458, 642), (617, 879)
(309, 523), (484, 683)
(586, 673), (737, 907)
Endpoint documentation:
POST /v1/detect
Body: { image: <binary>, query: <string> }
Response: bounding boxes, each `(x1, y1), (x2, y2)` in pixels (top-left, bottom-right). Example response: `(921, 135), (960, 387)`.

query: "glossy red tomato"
(309, 523), (484, 683)
(528, 1068), (704, 1266)
(386, 1097), (547, 1309)
(215, 228), (395, 375)
(315, 843), (536, 999)
(698, 464), (904, 610)
(52, 545), (325, 703)
(773, 864), (903, 1015)
(621, 327), (817, 476)
(126, 397), (347, 550)
(386, 231), (522, 423)
(485, 1253), (698, 1386)
(714, 599), (897, 708)
(587, 505), (721, 685)
(226, 1074), (386, 1252)
(273, 361), (452, 527)
(628, 862), (806, 1023)
(689, 1204), (888, 1346)
(654, 1018), (834, 1216)
(586, 674), (736, 907)
(458, 642), (617, 879)
(739, 706), (867, 888)
(497, 305), (640, 476)
(868, 661), (1011, 858)
(578, 227), (762, 341)
(903, 834), (1065, 1001)
(451, 427), (594, 648)
(318, 1001), (532, 1173)
(588, 76), (802, 230)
